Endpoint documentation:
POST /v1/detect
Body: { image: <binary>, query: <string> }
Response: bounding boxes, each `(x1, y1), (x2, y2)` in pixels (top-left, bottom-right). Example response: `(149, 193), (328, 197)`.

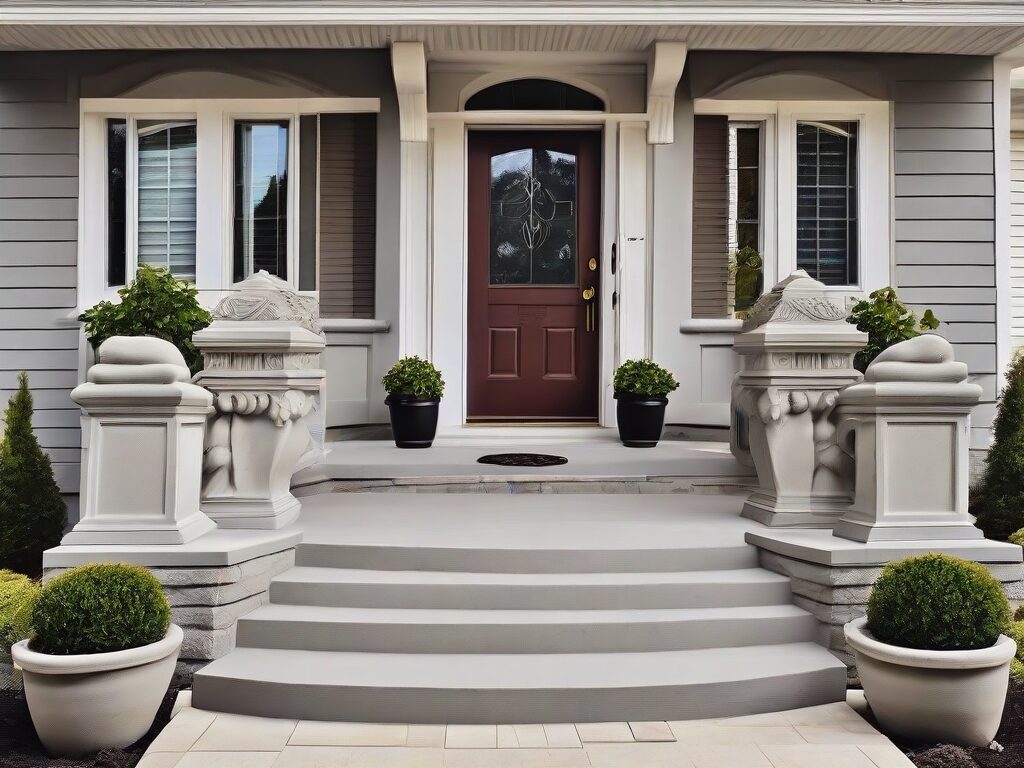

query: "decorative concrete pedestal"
(732, 271), (867, 527)
(194, 271), (326, 530)
(65, 336), (216, 545)
(833, 334), (984, 542)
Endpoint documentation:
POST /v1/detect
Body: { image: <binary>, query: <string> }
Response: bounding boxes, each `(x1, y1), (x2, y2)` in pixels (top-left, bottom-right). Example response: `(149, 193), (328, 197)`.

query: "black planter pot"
(385, 395), (440, 448)
(614, 393), (668, 448)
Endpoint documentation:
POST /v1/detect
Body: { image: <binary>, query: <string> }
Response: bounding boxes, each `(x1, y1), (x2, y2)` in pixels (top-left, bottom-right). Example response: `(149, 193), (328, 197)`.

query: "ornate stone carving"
(211, 271), (322, 335)
(731, 271), (867, 528)
(193, 272), (326, 530)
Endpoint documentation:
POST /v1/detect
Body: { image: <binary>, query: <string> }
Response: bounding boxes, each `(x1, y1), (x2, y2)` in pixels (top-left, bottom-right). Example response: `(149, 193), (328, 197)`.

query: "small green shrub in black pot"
(382, 356), (445, 449)
(613, 359), (679, 448)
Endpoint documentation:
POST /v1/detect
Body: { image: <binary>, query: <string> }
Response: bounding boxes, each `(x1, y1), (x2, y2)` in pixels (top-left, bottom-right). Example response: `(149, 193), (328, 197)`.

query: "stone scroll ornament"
(731, 271), (868, 527)
(193, 272), (326, 530)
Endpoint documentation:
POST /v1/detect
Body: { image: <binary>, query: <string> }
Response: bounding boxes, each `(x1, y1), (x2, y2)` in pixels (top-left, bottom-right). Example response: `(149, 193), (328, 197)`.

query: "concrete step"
(192, 642), (848, 723)
(296, 541), (758, 573)
(269, 566), (795, 609)
(235, 603), (820, 654)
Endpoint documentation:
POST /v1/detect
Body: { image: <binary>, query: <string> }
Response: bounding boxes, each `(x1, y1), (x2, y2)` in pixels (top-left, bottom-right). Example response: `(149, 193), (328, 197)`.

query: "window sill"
(320, 318), (391, 334)
(679, 318), (743, 334)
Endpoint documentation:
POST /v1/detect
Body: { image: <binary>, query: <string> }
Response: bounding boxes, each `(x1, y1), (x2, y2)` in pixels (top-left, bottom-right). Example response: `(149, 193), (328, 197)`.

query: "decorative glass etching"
(489, 148), (577, 285)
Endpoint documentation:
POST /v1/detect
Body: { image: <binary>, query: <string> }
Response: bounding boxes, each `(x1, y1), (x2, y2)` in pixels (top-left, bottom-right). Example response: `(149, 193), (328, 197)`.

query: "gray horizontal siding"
(892, 60), (996, 447)
(0, 59), (80, 492)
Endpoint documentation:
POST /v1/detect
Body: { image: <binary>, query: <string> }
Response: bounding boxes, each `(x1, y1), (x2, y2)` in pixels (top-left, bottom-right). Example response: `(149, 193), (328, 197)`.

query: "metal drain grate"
(476, 453), (569, 468)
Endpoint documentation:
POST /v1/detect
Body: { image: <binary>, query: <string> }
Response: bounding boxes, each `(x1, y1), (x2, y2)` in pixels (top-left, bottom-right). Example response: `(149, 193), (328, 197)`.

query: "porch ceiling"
(3, 2), (1024, 55)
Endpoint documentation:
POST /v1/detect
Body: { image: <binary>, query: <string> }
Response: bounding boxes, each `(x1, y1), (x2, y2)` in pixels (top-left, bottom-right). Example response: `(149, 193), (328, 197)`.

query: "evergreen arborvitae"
(0, 372), (66, 577)
(973, 353), (1024, 539)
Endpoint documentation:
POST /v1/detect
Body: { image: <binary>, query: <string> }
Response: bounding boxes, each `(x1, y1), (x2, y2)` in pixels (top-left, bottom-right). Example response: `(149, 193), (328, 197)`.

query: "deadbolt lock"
(588, 257), (598, 271)
(582, 287), (595, 301)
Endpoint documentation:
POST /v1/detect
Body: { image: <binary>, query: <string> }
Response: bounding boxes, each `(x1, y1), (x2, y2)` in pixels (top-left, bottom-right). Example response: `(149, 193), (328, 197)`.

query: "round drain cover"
(477, 453), (568, 468)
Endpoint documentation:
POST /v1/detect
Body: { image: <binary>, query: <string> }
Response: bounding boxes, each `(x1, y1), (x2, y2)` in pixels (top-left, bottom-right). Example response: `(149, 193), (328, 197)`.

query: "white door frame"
(426, 112), (649, 428)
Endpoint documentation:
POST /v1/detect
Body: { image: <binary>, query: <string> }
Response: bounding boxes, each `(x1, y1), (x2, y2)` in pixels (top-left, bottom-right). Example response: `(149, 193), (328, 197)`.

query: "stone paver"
(141, 692), (916, 768)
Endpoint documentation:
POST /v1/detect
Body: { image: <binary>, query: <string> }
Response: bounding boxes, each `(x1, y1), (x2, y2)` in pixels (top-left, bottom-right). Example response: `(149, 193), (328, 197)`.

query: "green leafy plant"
(0, 373), (67, 578)
(613, 359), (680, 398)
(866, 553), (1010, 652)
(1007, 621), (1024, 681)
(31, 563), (171, 656)
(0, 570), (39, 649)
(731, 246), (764, 314)
(382, 356), (445, 400)
(79, 265), (212, 375)
(846, 287), (939, 372)
(973, 353), (1024, 540)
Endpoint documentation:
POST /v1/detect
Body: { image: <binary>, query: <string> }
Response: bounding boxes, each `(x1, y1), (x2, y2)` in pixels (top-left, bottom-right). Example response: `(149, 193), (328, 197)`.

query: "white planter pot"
(12, 624), (182, 756)
(845, 616), (1015, 747)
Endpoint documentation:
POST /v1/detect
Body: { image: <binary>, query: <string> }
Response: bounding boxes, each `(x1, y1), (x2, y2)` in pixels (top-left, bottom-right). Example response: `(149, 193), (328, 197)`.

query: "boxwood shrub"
(382, 356), (445, 400)
(613, 359), (680, 398)
(866, 553), (1010, 651)
(31, 563), (171, 656)
(0, 570), (39, 649)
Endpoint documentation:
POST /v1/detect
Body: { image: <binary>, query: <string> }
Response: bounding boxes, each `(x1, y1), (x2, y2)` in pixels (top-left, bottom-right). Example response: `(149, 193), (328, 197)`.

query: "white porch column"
(833, 335), (983, 542)
(617, 122), (651, 364)
(193, 272), (326, 530)
(66, 336), (217, 545)
(392, 41), (431, 359)
(732, 271), (867, 527)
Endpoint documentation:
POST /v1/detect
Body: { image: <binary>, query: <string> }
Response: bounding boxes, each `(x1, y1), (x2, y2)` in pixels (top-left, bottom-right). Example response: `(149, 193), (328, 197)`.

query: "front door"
(467, 131), (601, 420)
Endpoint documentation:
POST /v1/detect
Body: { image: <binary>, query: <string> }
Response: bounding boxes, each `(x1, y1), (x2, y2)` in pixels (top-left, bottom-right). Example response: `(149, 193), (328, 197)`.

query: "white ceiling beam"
(391, 41), (428, 143)
(647, 41), (687, 144)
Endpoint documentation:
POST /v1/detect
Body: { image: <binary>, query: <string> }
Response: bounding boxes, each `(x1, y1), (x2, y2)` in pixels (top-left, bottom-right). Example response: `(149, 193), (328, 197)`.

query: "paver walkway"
(139, 691), (914, 767)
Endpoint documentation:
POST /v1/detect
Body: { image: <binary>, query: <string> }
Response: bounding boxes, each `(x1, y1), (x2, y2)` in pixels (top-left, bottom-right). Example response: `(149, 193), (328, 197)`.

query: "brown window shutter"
(691, 115), (730, 319)
(318, 113), (377, 319)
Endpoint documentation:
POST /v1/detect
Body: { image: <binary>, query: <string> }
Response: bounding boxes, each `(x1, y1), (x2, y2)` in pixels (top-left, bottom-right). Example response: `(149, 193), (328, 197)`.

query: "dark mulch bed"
(0, 673), (190, 768)
(871, 681), (1024, 768)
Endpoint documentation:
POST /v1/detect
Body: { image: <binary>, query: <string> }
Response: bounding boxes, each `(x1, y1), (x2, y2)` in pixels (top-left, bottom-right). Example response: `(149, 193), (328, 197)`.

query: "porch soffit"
(3, 19), (1024, 56)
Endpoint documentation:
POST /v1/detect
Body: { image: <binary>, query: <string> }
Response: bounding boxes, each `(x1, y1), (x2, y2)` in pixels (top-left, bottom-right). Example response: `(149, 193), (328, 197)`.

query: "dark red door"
(467, 131), (601, 420)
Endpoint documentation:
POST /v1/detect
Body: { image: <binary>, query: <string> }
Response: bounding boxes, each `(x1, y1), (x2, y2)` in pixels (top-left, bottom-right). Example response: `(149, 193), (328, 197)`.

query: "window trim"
(78, 97), (380, 311)
(693, 98), (891, 295)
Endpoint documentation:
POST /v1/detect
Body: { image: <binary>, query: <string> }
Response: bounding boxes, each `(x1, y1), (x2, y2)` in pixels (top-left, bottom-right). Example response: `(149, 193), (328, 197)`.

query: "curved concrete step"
(192, 642), (848, 723)
(235, 603), (820, 654)
(296, 541), (758, 573)
(269, 566), (795, 609)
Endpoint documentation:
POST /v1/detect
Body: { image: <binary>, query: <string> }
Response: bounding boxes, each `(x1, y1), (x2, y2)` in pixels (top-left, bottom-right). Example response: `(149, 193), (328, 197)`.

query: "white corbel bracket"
(647, 42), (688, 144)
(391, 41), (428, 142)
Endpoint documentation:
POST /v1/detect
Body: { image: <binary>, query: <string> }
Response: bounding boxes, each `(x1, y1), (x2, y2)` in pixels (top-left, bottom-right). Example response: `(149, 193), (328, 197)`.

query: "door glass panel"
(490, 148), (577, 285)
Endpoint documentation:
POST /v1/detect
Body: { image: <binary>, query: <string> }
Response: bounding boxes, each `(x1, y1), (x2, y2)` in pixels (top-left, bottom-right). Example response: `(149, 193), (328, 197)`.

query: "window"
(233, 120), (289, 282)
(728, 123), (762, 254)
(105, 118), (198, 285)
(84, 98), (381, 311)
(137, 121), (198, 281)
(796, 120), (858, 286)
(466, 79), (604, 111)
(106, 119), (127, 286)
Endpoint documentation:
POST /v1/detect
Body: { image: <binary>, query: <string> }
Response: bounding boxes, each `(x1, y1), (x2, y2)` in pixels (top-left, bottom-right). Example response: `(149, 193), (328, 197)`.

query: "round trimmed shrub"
(613, 359), (680, 398)
(0, 569), (40, 649)
(1006, 621), (1024, 681)
(866, 553), (1010, 651)
(31, 564), (171, 655)
(382, 356), (445, 400)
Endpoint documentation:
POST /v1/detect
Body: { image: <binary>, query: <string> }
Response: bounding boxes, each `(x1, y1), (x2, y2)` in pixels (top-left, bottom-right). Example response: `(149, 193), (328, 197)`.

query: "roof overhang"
(4, 2), (1024, 55)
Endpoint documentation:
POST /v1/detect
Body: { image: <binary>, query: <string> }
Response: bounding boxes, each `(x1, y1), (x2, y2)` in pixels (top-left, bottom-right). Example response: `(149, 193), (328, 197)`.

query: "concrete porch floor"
(295, 430), (755, 490)
(140, 690), (914, 768)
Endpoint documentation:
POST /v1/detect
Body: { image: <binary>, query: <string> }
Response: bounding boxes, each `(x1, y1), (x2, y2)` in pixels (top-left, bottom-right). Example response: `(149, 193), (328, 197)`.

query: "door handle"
(582, 286), (596, 332)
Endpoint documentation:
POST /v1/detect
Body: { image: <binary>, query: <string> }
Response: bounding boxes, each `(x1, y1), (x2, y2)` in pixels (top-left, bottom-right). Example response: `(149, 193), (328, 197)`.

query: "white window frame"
(694, 98), (891, 295)
(78, 97), (380, 310)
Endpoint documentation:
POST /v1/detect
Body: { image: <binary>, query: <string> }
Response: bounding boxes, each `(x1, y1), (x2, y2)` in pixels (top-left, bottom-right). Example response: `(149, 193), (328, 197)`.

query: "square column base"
(832, 517), (984, 543)
(61, 511), (217, 546)
(742, 491), (851, 528)
(201, 495), (301, 530)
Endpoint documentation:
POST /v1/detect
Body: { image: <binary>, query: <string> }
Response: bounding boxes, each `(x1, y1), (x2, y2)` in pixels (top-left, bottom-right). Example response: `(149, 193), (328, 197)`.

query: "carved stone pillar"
(732, 271), (867, 527)
(833, 334), (983, 542)
(66, 336), (217, 545)
(193, 271), (326, 530)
